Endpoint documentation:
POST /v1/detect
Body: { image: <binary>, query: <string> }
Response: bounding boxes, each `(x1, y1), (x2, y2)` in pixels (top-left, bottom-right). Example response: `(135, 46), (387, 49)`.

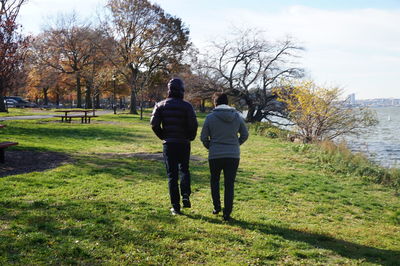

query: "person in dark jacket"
(150, 78), (198, 215)
(200, 93), (248, 221)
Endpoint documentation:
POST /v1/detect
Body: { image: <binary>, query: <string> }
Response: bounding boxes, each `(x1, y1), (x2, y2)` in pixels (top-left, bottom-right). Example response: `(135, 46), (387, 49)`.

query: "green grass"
(0, 111), (399, 265)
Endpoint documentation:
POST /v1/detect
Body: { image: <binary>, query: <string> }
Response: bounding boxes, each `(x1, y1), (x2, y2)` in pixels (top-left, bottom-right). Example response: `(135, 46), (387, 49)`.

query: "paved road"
(0, 115), (54, 120)
(0, 111), (114, 121)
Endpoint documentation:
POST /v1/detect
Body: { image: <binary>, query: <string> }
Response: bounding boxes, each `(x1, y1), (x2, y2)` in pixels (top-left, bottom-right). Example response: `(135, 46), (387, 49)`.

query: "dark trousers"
(163, 142), (191, 210)
(209, 158), (240, 216)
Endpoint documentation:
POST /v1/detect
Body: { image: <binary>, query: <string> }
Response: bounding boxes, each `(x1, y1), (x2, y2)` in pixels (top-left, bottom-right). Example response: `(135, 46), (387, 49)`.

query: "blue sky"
(18, 0), (400, 99)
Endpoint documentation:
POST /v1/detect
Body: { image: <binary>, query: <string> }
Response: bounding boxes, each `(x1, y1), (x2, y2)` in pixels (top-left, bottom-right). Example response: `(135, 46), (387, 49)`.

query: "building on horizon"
(347, 93), (356, 105)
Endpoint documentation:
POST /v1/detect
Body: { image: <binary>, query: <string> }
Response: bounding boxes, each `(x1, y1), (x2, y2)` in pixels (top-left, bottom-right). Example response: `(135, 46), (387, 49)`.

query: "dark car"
(4, 96), (37, 108)
(4, 98), (18, 108)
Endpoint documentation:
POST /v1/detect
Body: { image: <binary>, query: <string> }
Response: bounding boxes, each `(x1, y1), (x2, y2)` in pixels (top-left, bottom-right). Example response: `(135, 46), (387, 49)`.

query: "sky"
(18, 0), (400, 100)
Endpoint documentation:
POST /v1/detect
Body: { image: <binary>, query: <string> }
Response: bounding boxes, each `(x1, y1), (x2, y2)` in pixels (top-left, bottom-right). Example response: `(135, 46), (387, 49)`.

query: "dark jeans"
(163, 142), (191, 210)
(209, 158), (240, 217)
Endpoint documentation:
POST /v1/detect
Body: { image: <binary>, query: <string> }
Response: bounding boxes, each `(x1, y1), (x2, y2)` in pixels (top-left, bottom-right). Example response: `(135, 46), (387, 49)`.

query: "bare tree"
(102, 0), (190, 114)
(184, 67), (223, 112)
(0, 0), (29, 112)
(202, 28), (304, 122)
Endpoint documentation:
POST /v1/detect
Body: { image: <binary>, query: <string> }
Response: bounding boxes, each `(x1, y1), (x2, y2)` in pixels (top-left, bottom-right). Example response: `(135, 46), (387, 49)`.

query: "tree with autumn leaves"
(30, 14), (103, 108)
(274, 81), (378, 142)
(102, 0), (190, 114)
(0, 0), (29, 112)
(21, 0), (190, 112)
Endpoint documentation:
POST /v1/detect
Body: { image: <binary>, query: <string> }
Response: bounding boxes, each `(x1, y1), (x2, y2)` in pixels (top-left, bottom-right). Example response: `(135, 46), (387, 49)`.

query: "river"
(244, 107), (400, 168)
(345, 106), (400, 168)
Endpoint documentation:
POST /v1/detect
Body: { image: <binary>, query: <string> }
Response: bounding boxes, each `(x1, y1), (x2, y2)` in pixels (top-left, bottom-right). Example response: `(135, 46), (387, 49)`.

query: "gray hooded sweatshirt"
(200, 104), (249, 159)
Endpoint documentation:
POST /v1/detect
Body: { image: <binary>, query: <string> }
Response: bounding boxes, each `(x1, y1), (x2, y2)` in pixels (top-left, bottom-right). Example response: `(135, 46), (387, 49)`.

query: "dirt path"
(0, 111), (114, 121)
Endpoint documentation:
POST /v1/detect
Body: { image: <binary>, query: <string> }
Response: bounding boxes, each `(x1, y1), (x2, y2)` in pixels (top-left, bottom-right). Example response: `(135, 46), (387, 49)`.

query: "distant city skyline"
(354, 97), (400, 107)
(18, 0), (400, 99)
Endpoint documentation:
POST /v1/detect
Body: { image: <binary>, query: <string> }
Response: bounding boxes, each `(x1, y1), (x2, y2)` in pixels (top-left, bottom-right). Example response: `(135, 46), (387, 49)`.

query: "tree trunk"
(129, 87), (138, 114)
(140, 101), (143, 120)
(85, 86), (92, 109)
(95, 93), (101, 109)
(253, 109), (263, 122)
(56, 92), (60, 107)
(43, 87), (49, 105)
(200, 99), (205, 113)
(246, 106), (255, 122)
(0, 94), (7, 112)
(76, 72), (82, 108)
(244, 96), (262, 123)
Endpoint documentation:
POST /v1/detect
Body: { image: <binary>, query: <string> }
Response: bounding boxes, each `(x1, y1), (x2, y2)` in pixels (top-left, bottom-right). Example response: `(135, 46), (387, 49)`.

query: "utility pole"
(112, 75), (117, 114)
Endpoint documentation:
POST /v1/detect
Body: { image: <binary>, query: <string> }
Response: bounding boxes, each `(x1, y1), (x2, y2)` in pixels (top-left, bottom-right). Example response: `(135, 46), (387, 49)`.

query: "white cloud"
(18, 0), (107, 33)
(186, 5), (400, 98)
(17, 1), (400, 98)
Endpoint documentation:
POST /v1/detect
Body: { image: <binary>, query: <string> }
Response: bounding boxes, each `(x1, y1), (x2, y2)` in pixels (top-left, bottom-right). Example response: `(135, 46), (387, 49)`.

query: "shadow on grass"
(185, 213), (400, 265)
(0, 199), (178, 264)
(0, 149), (70, 178)
(78, 155), (211, 185)
(0, 152), (208, 264)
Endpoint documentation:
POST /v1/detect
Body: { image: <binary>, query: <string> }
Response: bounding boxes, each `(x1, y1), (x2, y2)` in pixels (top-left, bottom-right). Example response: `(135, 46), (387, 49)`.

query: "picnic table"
(54, 109), (98, 124)
(0, 124), (18, 163)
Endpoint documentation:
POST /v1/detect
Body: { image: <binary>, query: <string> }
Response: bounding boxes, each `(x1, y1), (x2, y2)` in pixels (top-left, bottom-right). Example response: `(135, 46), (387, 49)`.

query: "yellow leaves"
(276, 80), (340, 118)
(275, 80), (376, 141)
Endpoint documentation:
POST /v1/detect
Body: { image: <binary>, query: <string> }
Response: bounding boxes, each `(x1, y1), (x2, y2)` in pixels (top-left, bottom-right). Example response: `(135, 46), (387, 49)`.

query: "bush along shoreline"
(249, 122), (400, 191)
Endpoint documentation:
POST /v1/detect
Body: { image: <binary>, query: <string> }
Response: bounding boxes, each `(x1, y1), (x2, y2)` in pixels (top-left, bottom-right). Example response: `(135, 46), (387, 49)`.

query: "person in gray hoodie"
(200, 93), (249, 221)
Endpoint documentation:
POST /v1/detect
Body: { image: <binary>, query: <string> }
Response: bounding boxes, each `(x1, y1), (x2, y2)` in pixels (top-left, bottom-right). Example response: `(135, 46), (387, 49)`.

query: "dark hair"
(167, 78), (184, 99)
(213, 93), (228, 106)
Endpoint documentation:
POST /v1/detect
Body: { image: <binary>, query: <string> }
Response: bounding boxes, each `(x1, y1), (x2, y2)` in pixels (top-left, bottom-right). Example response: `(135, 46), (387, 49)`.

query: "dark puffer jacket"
(150, 98), (198, 143)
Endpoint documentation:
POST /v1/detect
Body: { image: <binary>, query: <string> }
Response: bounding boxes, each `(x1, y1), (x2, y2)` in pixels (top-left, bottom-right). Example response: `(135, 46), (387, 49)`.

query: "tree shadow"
(0, 199), (179, 264)
(78, 154), (211, 185)
(185, 213), (400, 265)
(0, 150), (70, 178)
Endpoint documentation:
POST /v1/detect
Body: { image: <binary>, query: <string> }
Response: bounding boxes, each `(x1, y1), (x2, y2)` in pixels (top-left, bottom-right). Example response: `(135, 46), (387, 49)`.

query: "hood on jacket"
(167, 78), (184, 99)
(213, 104), (237, 122)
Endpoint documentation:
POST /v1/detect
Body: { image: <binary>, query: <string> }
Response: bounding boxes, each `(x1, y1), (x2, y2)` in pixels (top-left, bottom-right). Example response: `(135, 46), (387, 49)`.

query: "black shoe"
(223, 214), (231, 221)
(182, 198), (191, 208)
(170, 208), (182, 215)
(212, 207), (221, 215)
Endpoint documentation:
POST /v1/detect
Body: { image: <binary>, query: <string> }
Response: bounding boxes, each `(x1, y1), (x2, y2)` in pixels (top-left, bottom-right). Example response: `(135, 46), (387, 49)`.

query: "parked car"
(4, 98), (18, 108)
(4, 96), (38, 108)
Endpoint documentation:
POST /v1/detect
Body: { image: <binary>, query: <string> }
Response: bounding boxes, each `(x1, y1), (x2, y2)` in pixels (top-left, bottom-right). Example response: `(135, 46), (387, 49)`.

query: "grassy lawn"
(0, 111), (399, 265)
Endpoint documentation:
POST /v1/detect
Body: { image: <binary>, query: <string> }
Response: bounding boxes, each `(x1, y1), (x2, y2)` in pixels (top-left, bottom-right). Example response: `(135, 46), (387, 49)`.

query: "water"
(244, 107), (400, 168)
(345, 107), (400, 168)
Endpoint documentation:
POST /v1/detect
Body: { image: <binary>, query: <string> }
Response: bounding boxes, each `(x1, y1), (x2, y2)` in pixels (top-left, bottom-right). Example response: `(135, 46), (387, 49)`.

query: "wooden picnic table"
(54, 109), (97, 124)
